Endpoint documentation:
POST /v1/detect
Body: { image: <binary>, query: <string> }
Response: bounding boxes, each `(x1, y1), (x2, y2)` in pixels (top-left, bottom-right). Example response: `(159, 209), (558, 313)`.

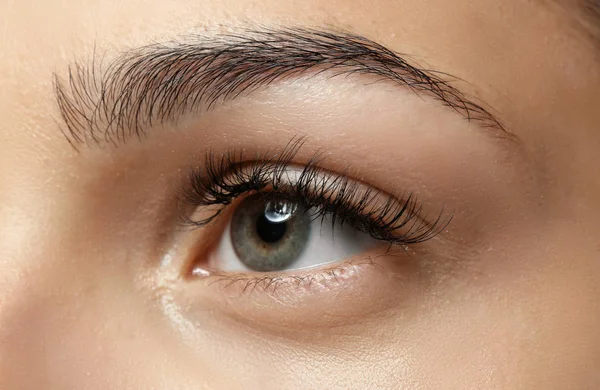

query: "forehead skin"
(1, 0), (600, 389)
(2, 0), (599, 167)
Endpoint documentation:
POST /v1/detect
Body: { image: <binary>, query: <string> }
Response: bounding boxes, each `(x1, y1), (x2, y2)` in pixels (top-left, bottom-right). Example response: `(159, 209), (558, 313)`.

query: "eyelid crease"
(180, 138), (451, 246)
(53, 27), (507, 149)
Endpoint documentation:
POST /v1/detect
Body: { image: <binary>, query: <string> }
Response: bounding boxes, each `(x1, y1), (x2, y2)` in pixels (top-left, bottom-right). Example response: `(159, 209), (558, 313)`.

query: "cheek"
(403, 238), (600, 388)
(0, 253), (233, 389)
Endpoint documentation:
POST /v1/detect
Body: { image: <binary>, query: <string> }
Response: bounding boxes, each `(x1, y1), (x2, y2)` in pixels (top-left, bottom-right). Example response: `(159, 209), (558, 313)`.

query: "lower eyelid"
(176, 252), (421, 333)
(192, 256), (382, 296)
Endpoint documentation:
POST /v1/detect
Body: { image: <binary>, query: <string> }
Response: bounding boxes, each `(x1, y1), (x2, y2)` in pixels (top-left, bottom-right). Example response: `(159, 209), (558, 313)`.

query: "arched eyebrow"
(53, 28), (506, 147)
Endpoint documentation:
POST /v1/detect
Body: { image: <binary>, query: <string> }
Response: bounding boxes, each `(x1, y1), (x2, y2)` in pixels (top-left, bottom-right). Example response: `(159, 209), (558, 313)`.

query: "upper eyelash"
(180, 139), (451, 246)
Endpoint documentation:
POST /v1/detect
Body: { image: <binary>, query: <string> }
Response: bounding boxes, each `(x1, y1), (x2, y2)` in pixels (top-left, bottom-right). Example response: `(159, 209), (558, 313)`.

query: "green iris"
(230, 194), (311, 272)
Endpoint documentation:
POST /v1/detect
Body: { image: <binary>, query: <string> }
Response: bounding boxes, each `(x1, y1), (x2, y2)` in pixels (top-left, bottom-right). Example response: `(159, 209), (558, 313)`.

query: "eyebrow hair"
(53, 28), (505, 147)
(552, 0), (600, 47)
(582, 0), (600, 40)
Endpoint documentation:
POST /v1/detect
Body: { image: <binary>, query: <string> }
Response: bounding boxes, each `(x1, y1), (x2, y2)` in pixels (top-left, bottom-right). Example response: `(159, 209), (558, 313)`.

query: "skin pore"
(1, 0), (600, 389)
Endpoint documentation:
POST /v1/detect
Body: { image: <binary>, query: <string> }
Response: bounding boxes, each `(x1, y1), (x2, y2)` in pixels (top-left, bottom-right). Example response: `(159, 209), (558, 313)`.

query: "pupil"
(256, 212), (288, 243)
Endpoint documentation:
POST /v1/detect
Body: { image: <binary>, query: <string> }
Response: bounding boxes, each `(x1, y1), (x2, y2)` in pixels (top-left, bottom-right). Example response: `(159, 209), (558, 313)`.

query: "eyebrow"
(551, 0), (600, 46)
(53, 28), (505, 147)
(580, 0), (600, 42)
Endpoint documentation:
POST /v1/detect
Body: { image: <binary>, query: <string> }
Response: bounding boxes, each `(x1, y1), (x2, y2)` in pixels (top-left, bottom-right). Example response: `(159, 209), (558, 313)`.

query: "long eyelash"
(180, 139), (451, 246)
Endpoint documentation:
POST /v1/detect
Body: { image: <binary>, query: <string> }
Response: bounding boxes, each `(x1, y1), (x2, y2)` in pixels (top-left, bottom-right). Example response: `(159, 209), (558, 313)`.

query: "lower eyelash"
(180, 138), (451, 246)
(196, 256), (382, 295)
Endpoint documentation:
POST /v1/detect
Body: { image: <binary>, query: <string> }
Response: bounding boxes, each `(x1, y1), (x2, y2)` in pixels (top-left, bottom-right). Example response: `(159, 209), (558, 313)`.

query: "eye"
(182, 141), (449, 281)
(208, 193), (378, 273)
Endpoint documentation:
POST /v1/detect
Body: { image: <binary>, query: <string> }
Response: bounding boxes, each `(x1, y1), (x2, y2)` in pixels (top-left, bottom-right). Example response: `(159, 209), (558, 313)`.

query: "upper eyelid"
(53, 27), (507, 149)
(180, 141), (450, 245)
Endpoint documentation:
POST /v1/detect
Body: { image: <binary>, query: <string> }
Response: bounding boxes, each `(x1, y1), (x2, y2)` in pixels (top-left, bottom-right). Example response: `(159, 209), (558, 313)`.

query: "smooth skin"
(1, 0), (600, 389)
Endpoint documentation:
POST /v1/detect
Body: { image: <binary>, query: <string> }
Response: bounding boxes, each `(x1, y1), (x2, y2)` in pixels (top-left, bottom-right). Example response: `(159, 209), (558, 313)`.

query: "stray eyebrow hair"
(53, 27), (505, 147)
